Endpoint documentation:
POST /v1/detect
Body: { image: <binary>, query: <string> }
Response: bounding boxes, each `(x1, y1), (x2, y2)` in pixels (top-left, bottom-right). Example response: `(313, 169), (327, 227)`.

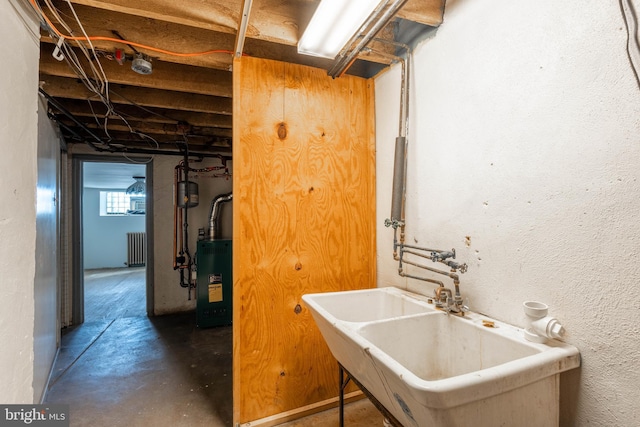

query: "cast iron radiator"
(126, 232), (146, 267)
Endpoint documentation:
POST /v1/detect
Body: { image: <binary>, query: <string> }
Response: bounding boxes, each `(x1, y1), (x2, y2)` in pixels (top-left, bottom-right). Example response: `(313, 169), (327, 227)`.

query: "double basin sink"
(302, 287), (580, 426)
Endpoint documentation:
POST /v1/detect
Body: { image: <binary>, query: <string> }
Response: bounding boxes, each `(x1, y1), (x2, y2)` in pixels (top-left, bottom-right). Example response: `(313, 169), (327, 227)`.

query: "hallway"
(45, 313), (233, 426)
(45, 268), (233, 426)
(44, 269), (382, 426)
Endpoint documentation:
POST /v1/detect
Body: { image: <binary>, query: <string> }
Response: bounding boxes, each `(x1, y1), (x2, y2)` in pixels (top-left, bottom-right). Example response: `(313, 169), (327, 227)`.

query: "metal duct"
(208, 192), (233, 240)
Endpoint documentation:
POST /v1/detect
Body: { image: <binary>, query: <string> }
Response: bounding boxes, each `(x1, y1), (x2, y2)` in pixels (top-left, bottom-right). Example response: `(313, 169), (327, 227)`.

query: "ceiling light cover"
(298, 0), (383, 59)
(126, 176), (146, 195)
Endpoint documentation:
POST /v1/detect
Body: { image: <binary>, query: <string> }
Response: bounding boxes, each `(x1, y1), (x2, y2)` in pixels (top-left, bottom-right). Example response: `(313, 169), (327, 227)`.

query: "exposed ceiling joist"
(76, 135), (230, 153)
(399, 0), (445, 26)
(68, 0), (241, 36)
(55, 99), (233, 129)
(67, 0), (444, 45)
(45, 0), (235, 70)
(36, 0), (445, 155)
(40, 76), (232, 115)
(40, 44), (233, 97)
(71, 119), (229, 138)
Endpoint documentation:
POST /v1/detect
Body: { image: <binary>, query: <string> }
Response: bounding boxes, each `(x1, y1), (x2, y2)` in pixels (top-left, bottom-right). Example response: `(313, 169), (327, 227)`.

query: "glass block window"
(99, 191), (129, 215)
(99, 191), (146, 216)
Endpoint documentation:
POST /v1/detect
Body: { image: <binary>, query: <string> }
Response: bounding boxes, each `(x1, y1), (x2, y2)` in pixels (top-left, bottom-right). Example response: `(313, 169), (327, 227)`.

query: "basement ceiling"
(83, 161), (145, 189)
(35, 0), (445, 157)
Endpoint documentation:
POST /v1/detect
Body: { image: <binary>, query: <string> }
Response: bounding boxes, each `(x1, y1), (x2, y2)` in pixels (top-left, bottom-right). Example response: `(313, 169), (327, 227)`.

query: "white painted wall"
(82, 187), (145, 269)
(375, 0), (640, 424)
(0, 0), (40, 403)
(152, 155), (232, 314)
(33, 98), (61, 402)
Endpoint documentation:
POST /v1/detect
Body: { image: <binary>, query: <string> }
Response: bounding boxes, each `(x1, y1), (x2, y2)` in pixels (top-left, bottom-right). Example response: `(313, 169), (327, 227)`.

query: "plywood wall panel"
(233, 57), (375, 424)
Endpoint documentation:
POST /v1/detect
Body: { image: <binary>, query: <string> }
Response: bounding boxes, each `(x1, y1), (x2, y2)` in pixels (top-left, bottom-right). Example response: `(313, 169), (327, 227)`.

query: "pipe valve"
(448, 261), (468, 273)
(431, 249), (455, 262)
(384, 218), (404, 229)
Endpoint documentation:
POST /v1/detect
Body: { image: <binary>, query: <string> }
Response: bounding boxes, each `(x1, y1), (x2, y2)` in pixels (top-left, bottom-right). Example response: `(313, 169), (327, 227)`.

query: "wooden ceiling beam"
(66, 0), (444, 46)
(242, 37), (387, 77)
(40, 76), (232, 115)
(44, 1), (235, 70)
(246, 0), (316, 45)
(39, 0), (446, 154)
(62, 118), (231, 138)
(398, 0), (445, 27)
(67, 0), (303, 46)
(50, 98), (233, 129)
(68, 0), (241, 36)
(64, 136), (232, 154)
(99, 130), (232, 152)
(40, 44), (232, 98)
(59, 123), (231, 148)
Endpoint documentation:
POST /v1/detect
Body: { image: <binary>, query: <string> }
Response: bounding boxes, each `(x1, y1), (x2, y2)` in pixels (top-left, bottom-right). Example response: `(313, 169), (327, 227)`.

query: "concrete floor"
(44, 268), (384, 426)
(84, 268), (146, 322)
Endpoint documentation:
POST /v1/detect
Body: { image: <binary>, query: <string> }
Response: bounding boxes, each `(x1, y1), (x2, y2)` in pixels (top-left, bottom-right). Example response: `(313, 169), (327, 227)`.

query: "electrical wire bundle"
(618, 0), (640, 91)
(27, 0), (236, 160)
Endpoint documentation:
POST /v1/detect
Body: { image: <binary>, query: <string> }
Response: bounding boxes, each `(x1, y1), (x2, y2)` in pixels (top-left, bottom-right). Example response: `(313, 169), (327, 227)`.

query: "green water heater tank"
(196, 239), (232, 328)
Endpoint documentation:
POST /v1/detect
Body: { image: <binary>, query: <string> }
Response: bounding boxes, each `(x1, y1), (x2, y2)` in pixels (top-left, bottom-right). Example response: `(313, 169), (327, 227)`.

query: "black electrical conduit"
(51, 115), (84, 141)
(113, 146), (229, 159)
(40, 87), (107, 152)
(39, 88), (232, 160)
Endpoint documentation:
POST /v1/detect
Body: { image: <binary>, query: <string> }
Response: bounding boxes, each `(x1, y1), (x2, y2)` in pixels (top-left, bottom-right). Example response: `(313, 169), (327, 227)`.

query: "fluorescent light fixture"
(298, 0), (383, 59)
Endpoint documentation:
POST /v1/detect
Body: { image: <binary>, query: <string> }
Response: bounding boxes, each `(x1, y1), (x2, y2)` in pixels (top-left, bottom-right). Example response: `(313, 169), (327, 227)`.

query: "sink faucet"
(433, 271), (468, 316)
(394, 244), (469, 315)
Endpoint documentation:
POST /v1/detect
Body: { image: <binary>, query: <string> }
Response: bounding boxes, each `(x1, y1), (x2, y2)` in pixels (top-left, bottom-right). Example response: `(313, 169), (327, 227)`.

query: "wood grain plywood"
(233, 56), (375, 424)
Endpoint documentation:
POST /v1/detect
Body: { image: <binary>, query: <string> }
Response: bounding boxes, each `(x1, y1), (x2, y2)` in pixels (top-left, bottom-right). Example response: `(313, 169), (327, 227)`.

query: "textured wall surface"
(0, 0), (40, 403)
(375, 0), (640, 425)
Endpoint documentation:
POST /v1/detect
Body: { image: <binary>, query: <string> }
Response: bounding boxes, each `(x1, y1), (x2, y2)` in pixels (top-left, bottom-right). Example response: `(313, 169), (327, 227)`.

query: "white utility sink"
(301, 286), (435, 322)
(302, 287), (581, 427)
